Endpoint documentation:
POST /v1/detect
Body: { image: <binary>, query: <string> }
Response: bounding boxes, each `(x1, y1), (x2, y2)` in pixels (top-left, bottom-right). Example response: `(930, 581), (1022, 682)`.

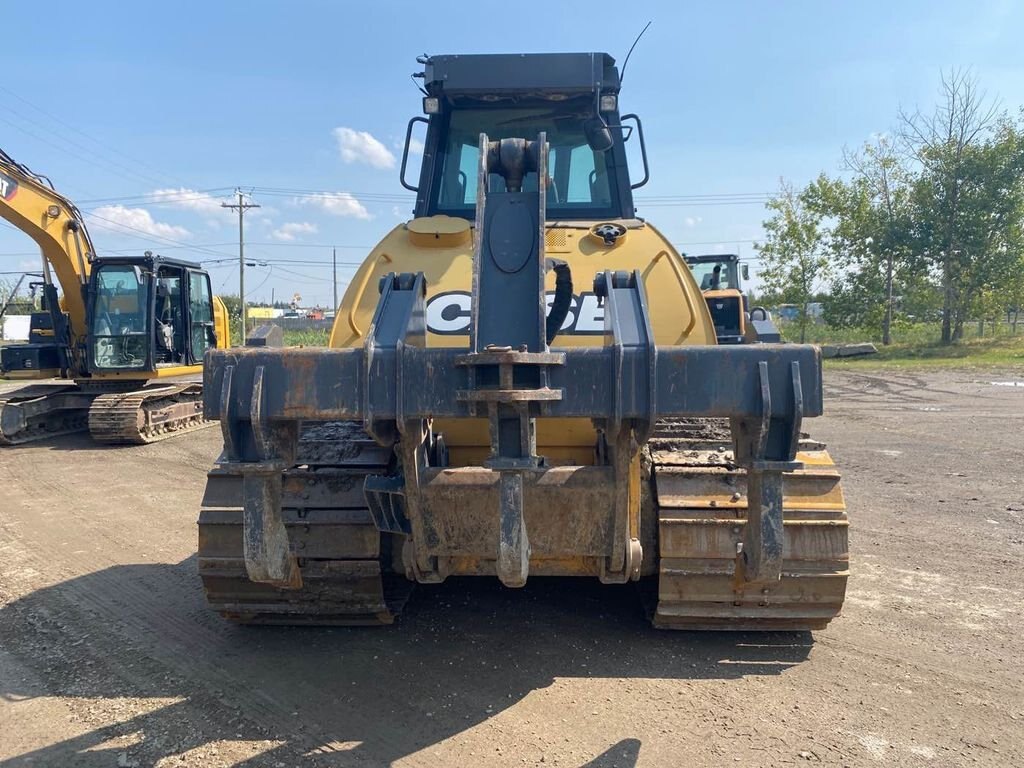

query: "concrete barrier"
(821, 342), (879, 359)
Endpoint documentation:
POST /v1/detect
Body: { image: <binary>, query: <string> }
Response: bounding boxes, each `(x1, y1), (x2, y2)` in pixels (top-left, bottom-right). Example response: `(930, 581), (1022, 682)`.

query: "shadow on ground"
(0, 557), (814, 766)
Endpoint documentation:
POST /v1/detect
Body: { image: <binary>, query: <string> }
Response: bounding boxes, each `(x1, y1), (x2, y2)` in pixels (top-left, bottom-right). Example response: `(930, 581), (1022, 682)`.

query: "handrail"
(400, 117), (428, 192)
(651, 250), (697, 340)
(621, 114), (650, 189)
(347, 253), (393, 337)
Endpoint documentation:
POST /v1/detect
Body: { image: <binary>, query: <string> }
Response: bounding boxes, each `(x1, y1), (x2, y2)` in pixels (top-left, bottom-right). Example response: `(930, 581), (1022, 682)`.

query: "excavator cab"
(87, 255), (217, 373)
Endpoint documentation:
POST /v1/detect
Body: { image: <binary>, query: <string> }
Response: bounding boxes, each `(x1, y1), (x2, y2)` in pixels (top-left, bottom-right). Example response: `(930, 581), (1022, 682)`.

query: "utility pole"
(332, 247), (338, 312)
(222, 190), (261, 343)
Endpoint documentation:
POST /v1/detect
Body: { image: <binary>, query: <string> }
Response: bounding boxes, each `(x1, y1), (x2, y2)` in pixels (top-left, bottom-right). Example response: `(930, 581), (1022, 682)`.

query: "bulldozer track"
(198, 419), (846, 631)
(88, 383), (212, 444)
(0, 383), (89, 445)
(197, 421), (411, 625)
(647, 418), (849, 631)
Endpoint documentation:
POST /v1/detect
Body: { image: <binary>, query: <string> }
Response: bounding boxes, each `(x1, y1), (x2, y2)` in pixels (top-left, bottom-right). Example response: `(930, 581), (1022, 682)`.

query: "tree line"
(756, 71), (1024, 344)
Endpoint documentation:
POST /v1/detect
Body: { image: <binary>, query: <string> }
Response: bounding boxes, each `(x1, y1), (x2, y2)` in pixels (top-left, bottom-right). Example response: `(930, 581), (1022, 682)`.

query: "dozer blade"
(649, 422), (848, 631)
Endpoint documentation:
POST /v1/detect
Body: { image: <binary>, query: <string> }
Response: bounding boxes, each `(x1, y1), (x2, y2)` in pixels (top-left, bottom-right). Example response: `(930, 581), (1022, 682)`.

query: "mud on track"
(0, 367), (1022, 767)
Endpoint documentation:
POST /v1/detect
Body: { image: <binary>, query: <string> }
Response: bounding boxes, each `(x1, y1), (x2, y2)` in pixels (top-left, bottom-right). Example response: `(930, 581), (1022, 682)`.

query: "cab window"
(433, 104), (617, 219)
(189, 271), (214, 360)
(91, 265), (148, 369)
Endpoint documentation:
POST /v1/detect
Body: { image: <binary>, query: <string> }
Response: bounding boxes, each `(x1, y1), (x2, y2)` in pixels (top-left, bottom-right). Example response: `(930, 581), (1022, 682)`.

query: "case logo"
(426, 291), (605, 335)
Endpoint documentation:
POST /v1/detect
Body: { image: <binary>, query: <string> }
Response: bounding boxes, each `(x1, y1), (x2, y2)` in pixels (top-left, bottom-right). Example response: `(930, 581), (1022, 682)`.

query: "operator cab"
(685, 254), (748, 293)
(88, 254), (216, 373)
(684, 254), (751, 345)
(404, 53), (649, 222)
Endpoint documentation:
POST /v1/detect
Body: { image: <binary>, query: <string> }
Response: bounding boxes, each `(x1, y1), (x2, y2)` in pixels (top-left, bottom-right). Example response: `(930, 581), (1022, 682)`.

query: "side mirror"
(742, 264), (750, 281)
(583, 117), (614, 153)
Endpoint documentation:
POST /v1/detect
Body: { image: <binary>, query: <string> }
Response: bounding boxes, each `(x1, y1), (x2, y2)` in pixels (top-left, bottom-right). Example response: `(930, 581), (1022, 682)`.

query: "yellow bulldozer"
(198, 52), (848, 630)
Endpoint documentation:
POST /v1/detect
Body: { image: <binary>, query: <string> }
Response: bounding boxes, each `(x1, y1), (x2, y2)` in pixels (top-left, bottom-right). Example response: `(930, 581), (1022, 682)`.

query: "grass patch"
(282, 328), (331, 347)
(780, 320), (1024, 368)
(827, 333), (1024, 368)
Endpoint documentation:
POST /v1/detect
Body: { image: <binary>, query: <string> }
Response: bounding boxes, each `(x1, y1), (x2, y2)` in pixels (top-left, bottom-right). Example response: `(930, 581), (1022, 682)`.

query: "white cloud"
(150, 188), (231, 216)
(89, 205), (190, 239)
(683, 216), (703, 228)
(408, 137), (425, 155)
(333, 127), (396, 169)
(150, 188), (274, 222)
(270, 221), (318, 242)
(297, 192), (371, 220)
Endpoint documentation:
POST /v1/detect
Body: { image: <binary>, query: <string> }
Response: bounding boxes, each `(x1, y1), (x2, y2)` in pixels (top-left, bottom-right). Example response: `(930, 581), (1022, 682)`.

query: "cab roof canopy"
(422, 53), (619, 99)
(684, 253), (740, 264)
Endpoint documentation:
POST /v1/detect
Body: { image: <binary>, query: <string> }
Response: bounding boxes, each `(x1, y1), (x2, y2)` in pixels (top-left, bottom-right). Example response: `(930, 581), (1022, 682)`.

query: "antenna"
(620, 21), (652, 84)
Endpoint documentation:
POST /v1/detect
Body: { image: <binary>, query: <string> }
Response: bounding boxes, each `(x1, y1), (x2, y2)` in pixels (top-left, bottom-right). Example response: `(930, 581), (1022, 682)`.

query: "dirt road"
(1, 367), (1022, 767)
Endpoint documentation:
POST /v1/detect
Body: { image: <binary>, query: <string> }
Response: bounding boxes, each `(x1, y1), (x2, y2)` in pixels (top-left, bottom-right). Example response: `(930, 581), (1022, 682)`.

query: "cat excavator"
(0, 148), (230, 444)
(198, 52), (848, 630)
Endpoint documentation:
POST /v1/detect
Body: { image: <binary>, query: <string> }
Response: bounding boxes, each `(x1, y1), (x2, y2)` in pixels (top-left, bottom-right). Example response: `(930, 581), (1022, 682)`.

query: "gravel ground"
(0, 367), (1022, 767)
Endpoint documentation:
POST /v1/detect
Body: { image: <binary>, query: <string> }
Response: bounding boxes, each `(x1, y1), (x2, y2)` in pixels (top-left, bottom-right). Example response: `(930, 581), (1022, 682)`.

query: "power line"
(0, 83), (193, 190)
(244, 241), (374, 249)
(0, 114), (170, 190)
(675, 239), (759, 246)
(85, 212), (239, 260)
(248, 264), (274, 296)
(76, 187), (237, 206)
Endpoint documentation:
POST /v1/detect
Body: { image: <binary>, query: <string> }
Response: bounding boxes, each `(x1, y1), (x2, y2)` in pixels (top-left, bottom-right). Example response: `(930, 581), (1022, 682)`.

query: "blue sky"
(2, 0), (1022, 305)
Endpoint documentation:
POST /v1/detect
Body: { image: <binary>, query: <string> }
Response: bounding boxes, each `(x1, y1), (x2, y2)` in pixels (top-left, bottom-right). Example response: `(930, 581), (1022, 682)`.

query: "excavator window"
(154, 266), (186, 366)
(91, 264), (149, 369)
(434, 103), (616, 219)
(188, 270), (215, 360)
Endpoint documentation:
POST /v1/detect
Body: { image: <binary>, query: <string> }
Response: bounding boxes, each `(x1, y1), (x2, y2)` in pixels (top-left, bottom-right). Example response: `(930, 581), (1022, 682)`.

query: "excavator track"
(88, 383), (212, 444)
(647, 419), (849, 631)
(197, 421), (412, 625)
(0, 383), (90, 445)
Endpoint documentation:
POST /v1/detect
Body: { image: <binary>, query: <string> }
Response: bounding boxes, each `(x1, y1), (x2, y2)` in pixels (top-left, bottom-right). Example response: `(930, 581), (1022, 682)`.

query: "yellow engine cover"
(330, 216), (717, 463)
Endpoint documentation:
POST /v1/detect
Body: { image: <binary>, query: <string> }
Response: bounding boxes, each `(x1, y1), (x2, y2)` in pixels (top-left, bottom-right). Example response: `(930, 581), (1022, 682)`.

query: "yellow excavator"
(198, 52), (848, 630)
(0, 148), (230, 444)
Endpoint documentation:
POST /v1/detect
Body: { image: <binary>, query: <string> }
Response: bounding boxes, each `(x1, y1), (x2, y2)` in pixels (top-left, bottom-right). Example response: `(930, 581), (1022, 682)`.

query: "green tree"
(756, 180), (831, 343)
(838, 137), (918, 343)
(899, 70), (1024, 343)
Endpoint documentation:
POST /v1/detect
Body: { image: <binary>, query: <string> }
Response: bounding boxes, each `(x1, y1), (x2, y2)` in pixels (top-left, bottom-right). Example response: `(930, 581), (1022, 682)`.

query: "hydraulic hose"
(545, 258), (573, 344)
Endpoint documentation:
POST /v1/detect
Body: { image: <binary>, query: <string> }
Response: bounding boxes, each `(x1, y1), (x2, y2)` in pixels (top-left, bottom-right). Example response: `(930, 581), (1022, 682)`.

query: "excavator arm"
(0, 148), (96, 377)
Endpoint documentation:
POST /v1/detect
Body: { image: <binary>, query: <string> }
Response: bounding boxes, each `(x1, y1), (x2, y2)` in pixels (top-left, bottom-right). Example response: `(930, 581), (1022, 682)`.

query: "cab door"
(187, 270), (216, 364)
